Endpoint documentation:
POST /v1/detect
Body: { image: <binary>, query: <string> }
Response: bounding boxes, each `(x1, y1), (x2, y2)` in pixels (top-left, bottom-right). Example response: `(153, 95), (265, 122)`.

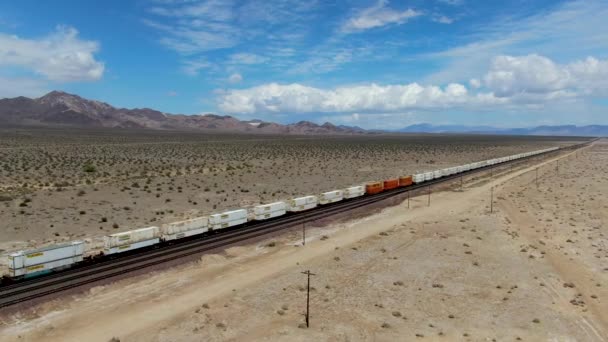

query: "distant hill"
(0, 91), (367, 135)
(397, 123), (607, 137)
(1, 91), (604, 137)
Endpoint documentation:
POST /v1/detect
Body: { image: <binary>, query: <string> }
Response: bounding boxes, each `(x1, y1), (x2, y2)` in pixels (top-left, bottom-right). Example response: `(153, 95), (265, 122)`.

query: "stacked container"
(254, 201), (287, 220)
(319, 190), (344, 205)
(209, 209), (248, 230)
(287, 196), (318, 212)
(365, 181), (384, 194)
(104, 226), (161, 255)
(398, 176), (413, 187)
(344, 185), (365, 199)
(383, 179), (399, 190)
(162, 217), (209, 241)
(8, 241), (84, 277)
(412, 173), (425, 183)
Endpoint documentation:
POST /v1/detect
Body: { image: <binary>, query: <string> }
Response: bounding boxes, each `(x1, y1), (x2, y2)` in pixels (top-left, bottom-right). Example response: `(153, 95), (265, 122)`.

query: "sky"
(0, 0), (607, 129)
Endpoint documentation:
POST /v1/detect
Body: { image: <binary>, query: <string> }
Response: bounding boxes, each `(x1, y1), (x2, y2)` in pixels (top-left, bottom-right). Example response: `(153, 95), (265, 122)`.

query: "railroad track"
(0, 140), (594, 309)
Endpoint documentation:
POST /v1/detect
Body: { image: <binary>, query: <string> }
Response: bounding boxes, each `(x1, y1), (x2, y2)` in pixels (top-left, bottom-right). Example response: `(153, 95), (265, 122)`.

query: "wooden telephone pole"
(301, 270), (316, 328)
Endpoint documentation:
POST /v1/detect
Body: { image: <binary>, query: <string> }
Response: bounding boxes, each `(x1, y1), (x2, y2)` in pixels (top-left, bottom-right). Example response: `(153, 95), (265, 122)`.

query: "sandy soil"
(1, 140), (605, 342)
(0, 130), (583, 265)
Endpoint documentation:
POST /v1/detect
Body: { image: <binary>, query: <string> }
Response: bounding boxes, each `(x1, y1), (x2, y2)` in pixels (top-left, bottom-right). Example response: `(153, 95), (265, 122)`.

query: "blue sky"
(0, 0), (607, 129)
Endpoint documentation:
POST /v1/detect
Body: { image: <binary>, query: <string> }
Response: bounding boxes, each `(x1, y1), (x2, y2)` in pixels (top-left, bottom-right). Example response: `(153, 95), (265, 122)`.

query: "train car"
(398, 175), (413, 187)
(8, 241), (84, 277)
(344, 185), (365, 199)
(365, 181), (384, 194)
(254, 201), (287, 220)
(162, 217), (209, 241)
(104, 226), (160, 255)
(412, 173), (425, 184)
(287, 195), (318, 212)
(209, 209), (248, 230)
(432, 170), (443, 179)
(383, 179), (399, 190)
(319, 190), (344, 205)
(424, 171), (434, 181)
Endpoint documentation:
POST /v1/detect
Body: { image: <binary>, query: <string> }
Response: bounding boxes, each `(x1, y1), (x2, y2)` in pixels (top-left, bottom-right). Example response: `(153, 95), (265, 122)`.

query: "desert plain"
(0, 128), (584, 256)
(0, 130), (605, 341)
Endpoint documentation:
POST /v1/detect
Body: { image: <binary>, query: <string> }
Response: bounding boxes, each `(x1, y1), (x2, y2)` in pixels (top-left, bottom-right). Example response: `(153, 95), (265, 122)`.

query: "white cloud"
(228, 53), (268, 65)
(483, 54), (608, 98)
(218, 54), (608, 116)
(424, 0), (608, 85)
(181, 58), (213, 75)
(432, 15), (454, 24)
(437, 0), (464, 5)
(341, 0), (422, 33)
(469, 78), (481, 89)
(228, 73), (243, 84)
(217, 82), (505, 114)
(0, 26), (104, 82)
(167, 90), (178, 96)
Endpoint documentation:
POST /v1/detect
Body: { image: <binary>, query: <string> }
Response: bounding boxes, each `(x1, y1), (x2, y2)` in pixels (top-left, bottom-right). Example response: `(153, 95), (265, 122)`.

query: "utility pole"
(407, 191), (410, 209)
(535, 167), (539, 187)
(302, 222), (306, 246)
(427, 186), (431, 206)
(556, 159), (559, 175)
(490, 186), (494, 213)
(301, 270), (316, 328)
(460, 175), (463, 191)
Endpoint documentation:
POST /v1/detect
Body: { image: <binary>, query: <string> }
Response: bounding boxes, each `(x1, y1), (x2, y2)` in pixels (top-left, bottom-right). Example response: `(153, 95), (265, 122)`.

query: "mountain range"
(0, 91), (604, 136)
(397, 123), (607, 137)
(0, 91), (366, 135)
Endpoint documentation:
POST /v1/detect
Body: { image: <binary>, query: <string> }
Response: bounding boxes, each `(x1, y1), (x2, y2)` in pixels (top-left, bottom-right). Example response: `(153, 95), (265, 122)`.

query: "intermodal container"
(398, 176), (413, 187)
(383, 179), (399, 190)
(9, 255), (84, 277)
(254, 201), (287, 220)
(287, 196), (318, 212)
(104, 226), (161, 249)
(319, 190), (344, 205)
(209, 209), (248, 230)
(365, 181), (384, 194)
(104, 238), (160, 255)
(344, 185), (365, 199)
(8, 241), (84, 271)
(162, 217), (209, 241)
(412, 174), (425, 183)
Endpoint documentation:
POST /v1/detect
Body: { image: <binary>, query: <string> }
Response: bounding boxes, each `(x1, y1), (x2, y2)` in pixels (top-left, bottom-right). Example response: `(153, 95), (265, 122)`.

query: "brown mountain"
(0, 91), (367, 135)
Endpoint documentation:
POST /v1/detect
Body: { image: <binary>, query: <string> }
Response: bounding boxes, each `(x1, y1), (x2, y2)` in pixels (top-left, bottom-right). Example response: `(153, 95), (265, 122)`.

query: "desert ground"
(0, 137), (604, 341)
(0, 128), (585, 261)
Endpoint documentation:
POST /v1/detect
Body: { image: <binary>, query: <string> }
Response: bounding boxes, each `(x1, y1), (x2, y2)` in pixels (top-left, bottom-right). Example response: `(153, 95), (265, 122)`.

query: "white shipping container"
(254, 210), (286, 221)
(254, 202), (287, 215)
(162, 217), (209, 236)
(319, 190), (344, 205)
(209, 209), (247, 225)
(424, 172), (434, 181)
(433, 170), (443, 179)
(413, 174), (425, 183)
(210, 217), (247, 230)
(287, 195), (318, 212)
(344, 185), (365, 199)
(104, 238), (160, 255)
(10, 255), (83, 277)
(8, 241), (84, 270)
(104, 226), (160, 249)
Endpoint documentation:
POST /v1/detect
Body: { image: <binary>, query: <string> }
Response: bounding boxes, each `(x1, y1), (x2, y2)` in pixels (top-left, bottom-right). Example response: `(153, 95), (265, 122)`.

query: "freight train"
(6, 147), (559, 279)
